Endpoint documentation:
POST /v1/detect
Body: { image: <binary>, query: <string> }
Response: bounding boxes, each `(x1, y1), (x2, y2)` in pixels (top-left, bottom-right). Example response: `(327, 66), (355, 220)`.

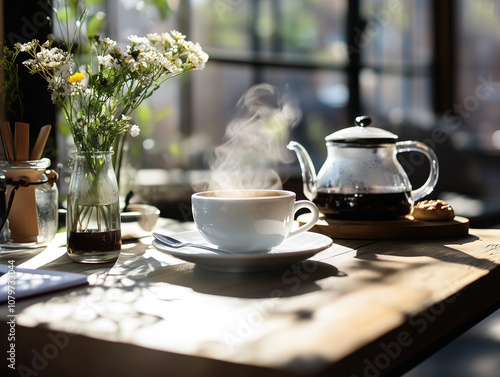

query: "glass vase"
(66, 151), (121, 263)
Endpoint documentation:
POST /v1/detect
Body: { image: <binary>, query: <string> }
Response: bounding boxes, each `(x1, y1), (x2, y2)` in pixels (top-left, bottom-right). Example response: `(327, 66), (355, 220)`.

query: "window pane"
(360, 70), (434, 127)
(106, 0), (178, 42)
(262, 68), (349, 162)
(278, 0), (348, 64)
(192, 0), (348, 65)
(455, 0), (500, 151)
(192, 63), (254, 145)
(191, 66), (348, 169)
(192, 0), (252, 54)
(360, 0), (433, 66)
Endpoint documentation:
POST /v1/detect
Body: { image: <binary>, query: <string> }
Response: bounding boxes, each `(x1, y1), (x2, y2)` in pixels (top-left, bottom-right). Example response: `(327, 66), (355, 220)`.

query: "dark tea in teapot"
(314, 188), (412, 220)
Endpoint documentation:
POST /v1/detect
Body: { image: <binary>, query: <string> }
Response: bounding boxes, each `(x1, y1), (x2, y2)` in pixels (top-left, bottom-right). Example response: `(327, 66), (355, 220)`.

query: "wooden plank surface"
(2, 226), (500, 377)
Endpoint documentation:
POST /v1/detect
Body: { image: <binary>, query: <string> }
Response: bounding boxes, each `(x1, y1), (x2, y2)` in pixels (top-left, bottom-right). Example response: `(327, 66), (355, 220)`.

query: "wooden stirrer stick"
(14, 122), (30, 161)
(30, 125), (52, 160)
(1, 122), (15, 161)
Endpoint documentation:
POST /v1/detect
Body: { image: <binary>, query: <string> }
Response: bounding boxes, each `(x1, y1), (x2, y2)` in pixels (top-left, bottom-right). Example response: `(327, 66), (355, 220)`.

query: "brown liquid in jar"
(67, 229), (121, 254)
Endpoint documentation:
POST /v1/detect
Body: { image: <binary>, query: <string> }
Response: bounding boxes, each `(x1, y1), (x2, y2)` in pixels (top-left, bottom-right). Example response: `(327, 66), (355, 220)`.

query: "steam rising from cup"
(202, 84), (301, 191)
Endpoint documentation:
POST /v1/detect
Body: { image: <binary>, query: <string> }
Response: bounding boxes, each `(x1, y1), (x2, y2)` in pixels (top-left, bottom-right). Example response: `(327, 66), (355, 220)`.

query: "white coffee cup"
(191, 189), (320, 253)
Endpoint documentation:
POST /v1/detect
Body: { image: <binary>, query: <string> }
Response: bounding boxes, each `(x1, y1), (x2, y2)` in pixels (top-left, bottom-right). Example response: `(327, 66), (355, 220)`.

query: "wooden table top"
(1, 219), (500, 377)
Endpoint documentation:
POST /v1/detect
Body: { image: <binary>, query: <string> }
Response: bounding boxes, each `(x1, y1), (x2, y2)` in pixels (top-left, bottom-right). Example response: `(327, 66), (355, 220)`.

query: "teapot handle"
(396, 141), (439, 201)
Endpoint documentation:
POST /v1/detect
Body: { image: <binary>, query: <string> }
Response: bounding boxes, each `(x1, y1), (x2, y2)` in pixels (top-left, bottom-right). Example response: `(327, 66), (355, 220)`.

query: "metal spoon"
(152, 232), (233, 254)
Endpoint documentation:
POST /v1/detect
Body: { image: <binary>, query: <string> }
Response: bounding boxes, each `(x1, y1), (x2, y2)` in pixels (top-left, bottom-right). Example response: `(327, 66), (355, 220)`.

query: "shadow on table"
(146, 260), (345, 298)
(353, 234), (499, 275)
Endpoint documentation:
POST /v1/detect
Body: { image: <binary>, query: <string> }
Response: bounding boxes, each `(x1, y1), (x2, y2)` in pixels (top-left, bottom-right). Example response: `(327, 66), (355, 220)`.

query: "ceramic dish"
(152, 230), (333, 272)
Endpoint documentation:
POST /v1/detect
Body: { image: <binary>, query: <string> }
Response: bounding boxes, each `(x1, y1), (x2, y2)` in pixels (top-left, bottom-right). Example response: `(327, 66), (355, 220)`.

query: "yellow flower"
(68, 72), (85, 83)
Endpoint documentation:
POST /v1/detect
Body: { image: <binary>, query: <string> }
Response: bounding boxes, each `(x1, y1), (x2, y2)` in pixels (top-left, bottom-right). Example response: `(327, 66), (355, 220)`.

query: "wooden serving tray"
(297, 213), (469, 240)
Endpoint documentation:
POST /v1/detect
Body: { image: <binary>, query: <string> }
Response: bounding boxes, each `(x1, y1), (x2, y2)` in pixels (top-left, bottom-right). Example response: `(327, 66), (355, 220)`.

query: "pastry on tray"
(412, 200), (455, 221)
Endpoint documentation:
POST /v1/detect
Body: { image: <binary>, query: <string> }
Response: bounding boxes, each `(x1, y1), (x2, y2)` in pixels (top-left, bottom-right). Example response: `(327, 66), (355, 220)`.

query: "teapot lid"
(325, 116), (398, 144)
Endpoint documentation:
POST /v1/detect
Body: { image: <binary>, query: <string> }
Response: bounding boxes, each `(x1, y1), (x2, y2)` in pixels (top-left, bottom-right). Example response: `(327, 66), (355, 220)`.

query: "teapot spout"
(287, 141), (318, 200)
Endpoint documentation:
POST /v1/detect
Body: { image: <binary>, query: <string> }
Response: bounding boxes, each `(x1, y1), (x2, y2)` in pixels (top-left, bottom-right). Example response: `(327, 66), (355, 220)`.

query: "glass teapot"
(287, 116), (439, 219)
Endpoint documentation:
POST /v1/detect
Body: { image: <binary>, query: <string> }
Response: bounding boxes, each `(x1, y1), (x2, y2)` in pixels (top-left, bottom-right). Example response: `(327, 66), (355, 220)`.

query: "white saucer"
(152, 230), (333, 272)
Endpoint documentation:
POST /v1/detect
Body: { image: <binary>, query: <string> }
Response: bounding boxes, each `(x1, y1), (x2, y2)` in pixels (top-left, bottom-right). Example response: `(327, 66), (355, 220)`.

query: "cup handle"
(287, 200), (320, 239)
(396, 140), (439, 202)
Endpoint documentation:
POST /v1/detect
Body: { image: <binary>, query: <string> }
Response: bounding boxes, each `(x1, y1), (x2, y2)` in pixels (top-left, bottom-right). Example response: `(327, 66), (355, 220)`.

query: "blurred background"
(3, 0), (500, 227)
(1, 1), (500, 376)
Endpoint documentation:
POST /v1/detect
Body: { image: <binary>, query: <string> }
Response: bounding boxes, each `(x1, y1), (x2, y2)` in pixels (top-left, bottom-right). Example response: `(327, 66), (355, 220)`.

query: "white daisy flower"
(98, 55), (115, 68)
(147, 33), (161, 44)
(100, 37), (117, 48)
(171, 30), (186, 41)
(161, 32), (176, 46)
(128, 35), (150, 46)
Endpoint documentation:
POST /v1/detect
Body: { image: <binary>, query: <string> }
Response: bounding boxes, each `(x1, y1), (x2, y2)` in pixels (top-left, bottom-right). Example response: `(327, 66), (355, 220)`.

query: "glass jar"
(0, 158), (59, 245)
(66, 151), (121, 263)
